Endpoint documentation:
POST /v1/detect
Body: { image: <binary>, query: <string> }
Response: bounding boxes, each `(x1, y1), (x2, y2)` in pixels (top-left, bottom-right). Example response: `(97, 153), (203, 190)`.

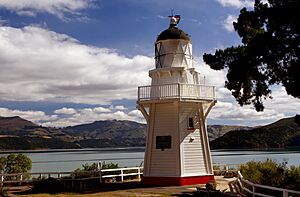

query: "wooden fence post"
(1, 175), (3, 186)
(252, 184), (255, 197)
(138, 168), (141, 180)
(120, 169), (124, 182)
(19, 174), (23, 185)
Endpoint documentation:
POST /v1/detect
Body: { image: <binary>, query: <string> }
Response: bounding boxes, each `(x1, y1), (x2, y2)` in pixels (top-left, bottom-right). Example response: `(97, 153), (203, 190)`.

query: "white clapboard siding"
(179, 104), (206, 176)
(149, 103), (179, 176)
(182, 131), (206, 175)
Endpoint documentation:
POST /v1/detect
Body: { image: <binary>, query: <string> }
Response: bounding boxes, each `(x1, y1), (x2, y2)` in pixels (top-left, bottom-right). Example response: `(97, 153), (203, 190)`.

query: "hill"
(0, 116), (79, 150)
(0, 116), (68, 138)
(63, 120), (146, 148)
(0, 116), (239, 150)
(3, 115), (299, 151)
(207, 125), (250, 141)
(210, 116), (300, 149)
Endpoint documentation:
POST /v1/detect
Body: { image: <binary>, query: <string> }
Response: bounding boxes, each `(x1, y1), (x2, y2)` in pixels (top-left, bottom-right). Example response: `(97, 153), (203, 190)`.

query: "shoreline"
(1, 146), (300, 154)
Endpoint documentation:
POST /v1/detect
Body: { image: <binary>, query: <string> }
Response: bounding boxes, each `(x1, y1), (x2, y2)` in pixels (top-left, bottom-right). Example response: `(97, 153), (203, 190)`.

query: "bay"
(0, 148), (299, 173)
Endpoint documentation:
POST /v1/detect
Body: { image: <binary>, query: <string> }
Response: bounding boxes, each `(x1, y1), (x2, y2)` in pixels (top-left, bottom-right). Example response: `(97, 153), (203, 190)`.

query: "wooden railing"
(2, 165), (300, 196)
(0, 164), (235, 186)
(237, 171), (300, 197)
(0, 167), (143, 186)
(138, 83), (216, 101)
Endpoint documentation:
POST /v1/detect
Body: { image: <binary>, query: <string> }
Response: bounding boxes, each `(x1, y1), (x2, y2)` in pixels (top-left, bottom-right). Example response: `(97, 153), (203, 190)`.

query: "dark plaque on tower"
(156, 136), (172, 151)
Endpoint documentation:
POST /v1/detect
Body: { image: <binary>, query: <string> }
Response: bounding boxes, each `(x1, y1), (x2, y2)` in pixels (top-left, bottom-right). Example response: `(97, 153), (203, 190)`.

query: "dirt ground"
(11, 176), (236, 197)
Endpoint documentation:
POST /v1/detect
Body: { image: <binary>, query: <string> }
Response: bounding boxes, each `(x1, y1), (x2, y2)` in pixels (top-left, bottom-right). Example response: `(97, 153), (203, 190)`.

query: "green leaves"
(240, 159), (300, 190)
(203, 0), (300, 111)
(0, 153), (32, 174)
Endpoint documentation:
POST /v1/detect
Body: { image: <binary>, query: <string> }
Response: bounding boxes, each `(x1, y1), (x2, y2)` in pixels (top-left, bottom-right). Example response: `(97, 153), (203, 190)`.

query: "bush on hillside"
(240, 159), (300, 191)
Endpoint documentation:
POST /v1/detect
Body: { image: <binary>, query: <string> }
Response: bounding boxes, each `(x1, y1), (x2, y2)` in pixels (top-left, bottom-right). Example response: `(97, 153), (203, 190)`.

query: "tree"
(203, 0), (300, 111)
(0, 153), (32, 174)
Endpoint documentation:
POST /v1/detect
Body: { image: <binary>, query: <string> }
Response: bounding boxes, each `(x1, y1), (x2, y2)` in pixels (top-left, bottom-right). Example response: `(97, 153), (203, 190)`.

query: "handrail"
(138, 83), (216, 101)
(0, 163), (236, 186)
(0, 167), (143, 185)
(237, 171), (300, 197)
(0, 163), (234, 185)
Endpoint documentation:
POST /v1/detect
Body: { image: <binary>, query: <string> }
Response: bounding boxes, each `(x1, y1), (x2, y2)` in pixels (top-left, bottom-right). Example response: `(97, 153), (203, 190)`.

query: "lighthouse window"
(188, 117), (194, 129)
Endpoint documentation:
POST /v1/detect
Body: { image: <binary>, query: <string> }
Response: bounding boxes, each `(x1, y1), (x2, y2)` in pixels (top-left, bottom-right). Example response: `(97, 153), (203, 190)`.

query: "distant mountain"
(0, 116), (36, 134)
(0, 116), (68, 138)
(62, 120), (146, 148)
(2, 115), (298, 151)
(207, 125), (250, 141)
(63, 120), (146, 139)
(0, 116), (78, 150)
(210, 116), (300, 149)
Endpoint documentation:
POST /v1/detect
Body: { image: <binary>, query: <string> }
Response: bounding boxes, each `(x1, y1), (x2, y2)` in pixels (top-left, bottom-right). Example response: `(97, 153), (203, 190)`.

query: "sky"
(0, 0), (299, 127)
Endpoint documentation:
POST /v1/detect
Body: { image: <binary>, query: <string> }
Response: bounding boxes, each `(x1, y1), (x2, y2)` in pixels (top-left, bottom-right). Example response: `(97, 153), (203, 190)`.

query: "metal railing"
(237, 171), (300, 197)
(138, 83), (216, 101)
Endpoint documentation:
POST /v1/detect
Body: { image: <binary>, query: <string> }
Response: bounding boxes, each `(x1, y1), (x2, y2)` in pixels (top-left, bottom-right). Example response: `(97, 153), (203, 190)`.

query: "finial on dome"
(169, 10), (180, 27)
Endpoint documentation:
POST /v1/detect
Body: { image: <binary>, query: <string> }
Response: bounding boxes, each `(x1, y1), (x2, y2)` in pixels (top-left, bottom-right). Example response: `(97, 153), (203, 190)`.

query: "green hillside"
(1, 115), (298, 151)
(63, 119), (146, 148)
(210, 116), (300, 149)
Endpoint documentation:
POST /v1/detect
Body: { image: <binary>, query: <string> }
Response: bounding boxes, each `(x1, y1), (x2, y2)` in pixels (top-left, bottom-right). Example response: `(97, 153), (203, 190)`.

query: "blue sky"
(0, 0), (299, 127)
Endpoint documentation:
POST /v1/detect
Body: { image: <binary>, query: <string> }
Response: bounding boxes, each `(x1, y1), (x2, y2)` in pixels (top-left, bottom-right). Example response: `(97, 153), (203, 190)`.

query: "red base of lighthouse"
(142, 175), (214, 186)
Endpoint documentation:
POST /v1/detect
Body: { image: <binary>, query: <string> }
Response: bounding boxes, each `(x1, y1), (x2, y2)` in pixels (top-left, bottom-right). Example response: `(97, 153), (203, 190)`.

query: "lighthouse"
(137, 15), (216, 186)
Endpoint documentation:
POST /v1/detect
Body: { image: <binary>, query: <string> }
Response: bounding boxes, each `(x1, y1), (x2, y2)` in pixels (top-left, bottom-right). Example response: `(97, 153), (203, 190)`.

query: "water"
(0, 148), (299, 173)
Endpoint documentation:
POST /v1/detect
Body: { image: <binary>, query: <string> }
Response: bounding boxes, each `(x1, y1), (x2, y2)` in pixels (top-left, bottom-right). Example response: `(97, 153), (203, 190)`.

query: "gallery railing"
(138, 83), (216, 101)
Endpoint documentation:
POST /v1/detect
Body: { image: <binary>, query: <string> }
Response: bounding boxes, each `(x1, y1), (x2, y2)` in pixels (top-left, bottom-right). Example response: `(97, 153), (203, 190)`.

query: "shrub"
(31, 177), (64, 194)
(0, 153), (32, 181)
(282, 165), (300, 190)
(0, 153), (32, 174)
(239, 159), (300, 190)
(72, 161), (119, 178)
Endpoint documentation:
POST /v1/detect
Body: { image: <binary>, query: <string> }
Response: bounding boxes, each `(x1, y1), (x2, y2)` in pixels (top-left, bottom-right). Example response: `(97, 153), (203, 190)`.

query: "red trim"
(187, 128), (196, 132)
(142, 175), (214, 186)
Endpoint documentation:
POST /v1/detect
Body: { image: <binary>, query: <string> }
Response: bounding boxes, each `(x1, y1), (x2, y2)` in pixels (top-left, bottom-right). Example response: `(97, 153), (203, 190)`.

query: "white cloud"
(44, 107), (145, 127)
(223, 14), (237, 32)
(194, 57), (226, 90)
(0, 17), (7, 25)
(128, 109), (143, 118)
(216, 0), (254, 8)
(54, 107), (77, 115)
(264, 87), (300, 115)
(93, 107), (111, 113)
(0, 25), (153, 105)
(209, 101), (286, 126)
(0, 106), (145, 127)
(0, 0), (91, 21)
(114, 105), (127, 110)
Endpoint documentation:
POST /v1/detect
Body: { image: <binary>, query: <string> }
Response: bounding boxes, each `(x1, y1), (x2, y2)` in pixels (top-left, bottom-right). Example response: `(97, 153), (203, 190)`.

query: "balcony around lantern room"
(137, 83), (216, 103)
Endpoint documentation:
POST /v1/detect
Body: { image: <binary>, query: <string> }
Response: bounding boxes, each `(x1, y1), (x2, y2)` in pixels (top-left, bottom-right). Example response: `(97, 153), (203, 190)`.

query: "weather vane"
(168, 9), (181, 26)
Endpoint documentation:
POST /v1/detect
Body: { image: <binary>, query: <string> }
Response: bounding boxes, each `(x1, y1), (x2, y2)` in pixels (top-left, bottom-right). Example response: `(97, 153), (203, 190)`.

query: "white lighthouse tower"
(137, 15), (217, 186)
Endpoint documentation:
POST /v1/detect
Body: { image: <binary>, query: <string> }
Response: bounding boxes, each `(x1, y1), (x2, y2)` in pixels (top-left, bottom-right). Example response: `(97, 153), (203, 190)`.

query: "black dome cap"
(156, 26), (191, 42)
